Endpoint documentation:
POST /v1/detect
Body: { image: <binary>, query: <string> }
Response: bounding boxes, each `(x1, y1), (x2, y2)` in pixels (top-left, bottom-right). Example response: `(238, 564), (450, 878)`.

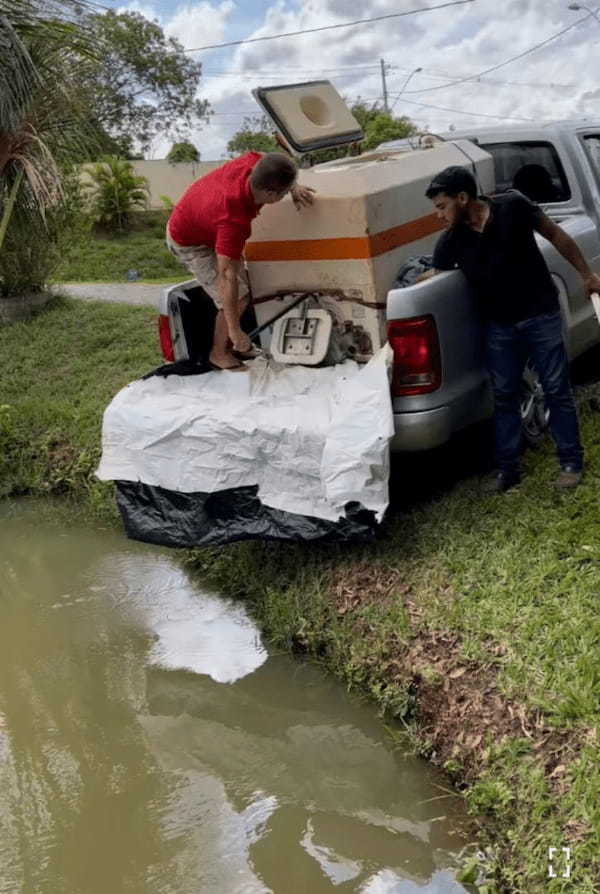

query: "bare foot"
(232, 348), (261, 360)
(208, 352), (248, 372)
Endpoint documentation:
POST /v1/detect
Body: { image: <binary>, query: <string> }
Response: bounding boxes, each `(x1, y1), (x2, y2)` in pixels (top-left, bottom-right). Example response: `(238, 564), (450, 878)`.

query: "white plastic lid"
(252, 80), (364, 155)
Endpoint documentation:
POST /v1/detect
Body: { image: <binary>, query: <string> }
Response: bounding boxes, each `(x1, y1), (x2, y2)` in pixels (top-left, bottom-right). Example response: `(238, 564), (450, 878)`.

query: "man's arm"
(216, 254), (251, 353)
(534, 213), (600, 296)
(414, 231), (456, 282)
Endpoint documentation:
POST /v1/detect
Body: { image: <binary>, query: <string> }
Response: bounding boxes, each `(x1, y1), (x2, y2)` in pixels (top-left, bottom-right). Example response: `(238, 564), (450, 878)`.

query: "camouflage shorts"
(165, 227), (249, 308)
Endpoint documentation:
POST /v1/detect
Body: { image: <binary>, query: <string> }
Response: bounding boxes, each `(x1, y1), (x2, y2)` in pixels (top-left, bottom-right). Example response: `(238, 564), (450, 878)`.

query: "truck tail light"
(158, 314), (175, 362)
(387, 316), (441, 396)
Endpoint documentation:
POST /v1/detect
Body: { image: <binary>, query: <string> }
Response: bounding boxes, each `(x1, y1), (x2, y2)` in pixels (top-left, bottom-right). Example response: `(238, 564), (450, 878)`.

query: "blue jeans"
(486, 312), (583, 473)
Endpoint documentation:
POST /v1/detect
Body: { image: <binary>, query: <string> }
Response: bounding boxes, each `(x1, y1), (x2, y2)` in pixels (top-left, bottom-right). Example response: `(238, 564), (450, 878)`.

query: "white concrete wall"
(132, 160), (224, 208)
(80, 159), (224, 210)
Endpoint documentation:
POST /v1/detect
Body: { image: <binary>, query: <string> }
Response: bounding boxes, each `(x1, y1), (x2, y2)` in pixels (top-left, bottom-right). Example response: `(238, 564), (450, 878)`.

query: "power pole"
(380, 58), (389, 115)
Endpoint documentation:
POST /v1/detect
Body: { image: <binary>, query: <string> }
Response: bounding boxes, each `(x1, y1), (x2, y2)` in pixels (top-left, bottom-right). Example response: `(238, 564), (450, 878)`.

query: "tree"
(167, 141), (200, 164)
(80, 11), (211, 158)
(0, 1), (100, 296)
(352, 102), (416, 150)
(227, 116), (278, 157)
(84, 157), (149, 231)
(225, 105), (416, 164)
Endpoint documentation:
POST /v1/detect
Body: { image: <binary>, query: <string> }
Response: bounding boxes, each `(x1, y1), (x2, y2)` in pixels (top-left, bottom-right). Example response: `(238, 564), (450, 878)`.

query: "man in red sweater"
(166, 151), (314, 371)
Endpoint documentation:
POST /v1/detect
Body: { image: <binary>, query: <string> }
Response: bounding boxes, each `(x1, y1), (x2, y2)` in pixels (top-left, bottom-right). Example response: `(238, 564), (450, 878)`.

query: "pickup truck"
(159, 117), (600, 455)
(383, 120), (600, 451)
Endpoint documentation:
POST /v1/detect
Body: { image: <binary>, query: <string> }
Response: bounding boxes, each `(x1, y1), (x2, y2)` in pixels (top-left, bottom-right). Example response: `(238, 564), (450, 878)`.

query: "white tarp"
(96, 345), (394, 523)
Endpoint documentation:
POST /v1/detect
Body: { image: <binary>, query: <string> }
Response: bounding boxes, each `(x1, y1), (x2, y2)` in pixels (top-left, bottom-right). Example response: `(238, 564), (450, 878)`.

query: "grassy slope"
(0, 296), (159, 514)
(53, 211), (184, 283)
(1, 298), (598, 892)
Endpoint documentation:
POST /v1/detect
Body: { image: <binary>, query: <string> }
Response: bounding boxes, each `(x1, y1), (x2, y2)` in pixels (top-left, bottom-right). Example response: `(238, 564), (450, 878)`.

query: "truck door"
(580, 133), (600, 211)
(480, 139), (598, 355)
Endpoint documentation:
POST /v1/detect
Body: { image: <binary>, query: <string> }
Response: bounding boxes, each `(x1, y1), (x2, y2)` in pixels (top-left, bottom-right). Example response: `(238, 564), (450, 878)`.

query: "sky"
(104, 0), (600, 159)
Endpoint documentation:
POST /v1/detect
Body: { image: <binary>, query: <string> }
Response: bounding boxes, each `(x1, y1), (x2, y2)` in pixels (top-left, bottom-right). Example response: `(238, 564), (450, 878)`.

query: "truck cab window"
(480, 141), (571, 203)
(583, 135), (600, 181)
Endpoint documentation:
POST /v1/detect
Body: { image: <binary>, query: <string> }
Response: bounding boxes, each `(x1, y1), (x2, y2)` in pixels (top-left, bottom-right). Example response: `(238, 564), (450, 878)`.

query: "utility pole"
(380, 58), (389, 115)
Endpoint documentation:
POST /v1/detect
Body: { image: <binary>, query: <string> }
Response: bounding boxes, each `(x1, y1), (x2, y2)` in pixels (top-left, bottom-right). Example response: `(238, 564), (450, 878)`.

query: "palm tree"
(85, 157), (150, 232)
(0, 1), (99, 295)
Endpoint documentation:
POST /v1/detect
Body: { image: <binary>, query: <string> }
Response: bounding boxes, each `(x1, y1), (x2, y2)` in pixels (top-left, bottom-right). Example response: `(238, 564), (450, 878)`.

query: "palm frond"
(8, 126), (63, 211)
(0, 14), (39, 134)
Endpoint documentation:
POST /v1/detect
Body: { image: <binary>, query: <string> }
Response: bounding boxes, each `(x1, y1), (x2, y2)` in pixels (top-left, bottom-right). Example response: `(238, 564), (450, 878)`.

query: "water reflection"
(0, 503), (471, 893)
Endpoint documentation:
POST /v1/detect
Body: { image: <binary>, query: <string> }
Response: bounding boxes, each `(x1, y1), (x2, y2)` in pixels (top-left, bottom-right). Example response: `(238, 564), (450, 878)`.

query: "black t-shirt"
(432, 190), (559, 324)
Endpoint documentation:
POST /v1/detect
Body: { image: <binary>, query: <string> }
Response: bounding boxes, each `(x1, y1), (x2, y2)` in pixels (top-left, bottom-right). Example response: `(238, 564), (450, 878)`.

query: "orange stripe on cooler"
(369, 213), (444, 255)
(245, 212), (444, 262)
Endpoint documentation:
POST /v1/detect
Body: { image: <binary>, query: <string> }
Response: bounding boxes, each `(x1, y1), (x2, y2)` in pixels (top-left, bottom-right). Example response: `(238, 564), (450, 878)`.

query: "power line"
(402, 14), (590, 95)
(202, 64), (381, 74)
(182, 0), (476, 52)
(202, 71), (376, 81)
(410, 68), (574, 91)
(200, 63), (573, 91)
(390, 95), (536, 122)
(209, 93), (535, 124)
(64, 0), (113, 12)
(388, 64), (573, 91)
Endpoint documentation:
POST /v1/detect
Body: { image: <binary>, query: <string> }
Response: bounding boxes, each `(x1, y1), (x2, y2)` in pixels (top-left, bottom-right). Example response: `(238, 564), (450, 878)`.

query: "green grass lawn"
(1, 297), (598, 892)
(53, 211), (184, 283)
(0, 296), (160, 514)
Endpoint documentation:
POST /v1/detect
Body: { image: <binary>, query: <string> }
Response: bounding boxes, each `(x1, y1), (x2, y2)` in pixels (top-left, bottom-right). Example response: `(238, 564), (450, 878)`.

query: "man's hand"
(290, 184), (315, 210)
(231, 330), (252, 354)
(584, 272), (600, 297)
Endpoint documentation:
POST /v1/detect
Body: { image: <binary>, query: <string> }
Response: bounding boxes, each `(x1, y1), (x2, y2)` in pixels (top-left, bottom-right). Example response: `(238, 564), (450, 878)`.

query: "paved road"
(57, 282), (164, 308)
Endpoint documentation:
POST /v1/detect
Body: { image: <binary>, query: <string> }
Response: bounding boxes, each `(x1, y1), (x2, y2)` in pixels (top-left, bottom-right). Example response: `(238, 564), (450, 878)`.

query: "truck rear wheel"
(521, 362), (550, 447)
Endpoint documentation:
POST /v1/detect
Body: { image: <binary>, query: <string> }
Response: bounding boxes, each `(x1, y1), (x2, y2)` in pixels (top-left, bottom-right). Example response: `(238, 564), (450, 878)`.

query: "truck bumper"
(390, 406), (452, 453)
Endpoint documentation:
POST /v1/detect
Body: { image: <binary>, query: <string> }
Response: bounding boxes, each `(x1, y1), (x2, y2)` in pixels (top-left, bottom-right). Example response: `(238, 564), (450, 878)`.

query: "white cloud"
(165, 0), (236, 51)
(116, 1), (158, 19)
(126, 0), (600, 158)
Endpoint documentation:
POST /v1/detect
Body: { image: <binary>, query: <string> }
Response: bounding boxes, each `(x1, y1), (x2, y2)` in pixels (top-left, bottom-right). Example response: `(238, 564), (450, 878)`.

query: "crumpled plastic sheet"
(97, 345), (394, 545)
(393, 254), (433, 289)
(114, 481), (379, 547)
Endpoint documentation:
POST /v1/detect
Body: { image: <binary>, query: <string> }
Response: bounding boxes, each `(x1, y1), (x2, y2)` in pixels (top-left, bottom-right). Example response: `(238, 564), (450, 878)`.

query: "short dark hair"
(425, 166), (477, 200)
(250, 153), (297, 193)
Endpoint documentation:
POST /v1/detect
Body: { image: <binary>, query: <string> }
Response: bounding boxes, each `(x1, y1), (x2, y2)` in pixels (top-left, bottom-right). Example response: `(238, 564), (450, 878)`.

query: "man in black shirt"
(424, 165), (600, 491)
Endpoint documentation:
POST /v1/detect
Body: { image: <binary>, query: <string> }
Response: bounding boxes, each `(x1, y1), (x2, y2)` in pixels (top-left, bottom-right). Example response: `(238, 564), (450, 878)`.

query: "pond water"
(0, 502), (472, 893)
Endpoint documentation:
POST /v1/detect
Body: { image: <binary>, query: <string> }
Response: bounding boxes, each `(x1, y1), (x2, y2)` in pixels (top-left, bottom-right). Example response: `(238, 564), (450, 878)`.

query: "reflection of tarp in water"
(97, 346), (394, 547)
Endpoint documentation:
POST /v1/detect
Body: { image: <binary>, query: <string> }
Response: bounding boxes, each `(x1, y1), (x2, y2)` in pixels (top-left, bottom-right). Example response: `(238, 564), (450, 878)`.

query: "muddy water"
(0, 502), (472, 894)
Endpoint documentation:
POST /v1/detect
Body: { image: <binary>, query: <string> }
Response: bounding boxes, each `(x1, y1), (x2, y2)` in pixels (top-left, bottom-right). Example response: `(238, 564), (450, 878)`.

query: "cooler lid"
(252, 80), (364, 155)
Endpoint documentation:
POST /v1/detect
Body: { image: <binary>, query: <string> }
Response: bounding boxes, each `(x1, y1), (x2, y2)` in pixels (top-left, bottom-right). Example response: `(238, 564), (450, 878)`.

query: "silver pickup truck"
(383, 121), (600, 452)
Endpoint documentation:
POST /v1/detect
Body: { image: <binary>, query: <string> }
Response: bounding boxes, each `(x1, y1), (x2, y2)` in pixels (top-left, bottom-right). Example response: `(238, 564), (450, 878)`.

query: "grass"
(1, 297), (599, 892)
(0, 295), (160, 516)
(53, 211), (184, 283)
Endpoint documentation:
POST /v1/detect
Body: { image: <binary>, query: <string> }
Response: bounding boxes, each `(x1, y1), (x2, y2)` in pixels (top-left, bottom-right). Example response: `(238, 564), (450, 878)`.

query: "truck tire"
(521, 362), (549, 447)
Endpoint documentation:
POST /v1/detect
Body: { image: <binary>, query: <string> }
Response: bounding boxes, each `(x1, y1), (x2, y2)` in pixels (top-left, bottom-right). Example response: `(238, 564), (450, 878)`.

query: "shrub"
(0, 171), (87, 297)
(158, 194), (174, 213)
(84, 156), (149, 232)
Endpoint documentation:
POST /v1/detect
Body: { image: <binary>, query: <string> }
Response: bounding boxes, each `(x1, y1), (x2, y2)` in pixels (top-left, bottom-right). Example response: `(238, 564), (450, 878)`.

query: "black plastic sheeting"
(115, 480), (378, 547)
(392, 254), (433, 289)
(142, 358), (212, 379)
